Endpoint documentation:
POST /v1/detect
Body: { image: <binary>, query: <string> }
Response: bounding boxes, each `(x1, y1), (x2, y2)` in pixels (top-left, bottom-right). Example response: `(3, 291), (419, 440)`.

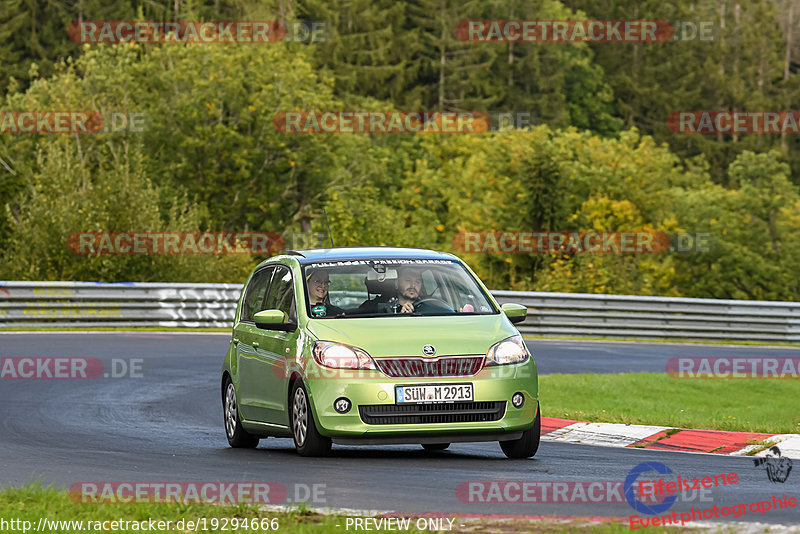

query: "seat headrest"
(364, 277), (396, 295)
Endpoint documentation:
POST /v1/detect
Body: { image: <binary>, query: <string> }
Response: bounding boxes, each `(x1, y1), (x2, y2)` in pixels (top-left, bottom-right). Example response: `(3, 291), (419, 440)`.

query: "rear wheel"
(290, 381), (332, 457)
(500, 402), (541, 459)
(223, 379), (259, 448)
(422, 443), (450, 451)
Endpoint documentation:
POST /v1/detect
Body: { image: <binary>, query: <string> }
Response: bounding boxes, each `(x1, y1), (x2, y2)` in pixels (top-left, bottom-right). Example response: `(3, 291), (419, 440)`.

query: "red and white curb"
(541, 417), (800, 459)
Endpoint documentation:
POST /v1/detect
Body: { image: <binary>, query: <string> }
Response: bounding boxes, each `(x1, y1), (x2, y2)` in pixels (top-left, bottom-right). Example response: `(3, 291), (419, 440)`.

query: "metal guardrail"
(0, 281), (243, 328)
(492, 291), (800, 342)
(1, 281), (799, 342)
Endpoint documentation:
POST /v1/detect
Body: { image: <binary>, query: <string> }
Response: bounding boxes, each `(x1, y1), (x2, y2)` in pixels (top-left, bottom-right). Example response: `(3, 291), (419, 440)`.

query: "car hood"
(305, 314), (518, 357)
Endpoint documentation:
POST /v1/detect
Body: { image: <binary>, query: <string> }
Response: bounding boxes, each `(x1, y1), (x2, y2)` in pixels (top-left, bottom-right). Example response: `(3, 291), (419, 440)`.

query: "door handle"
(252, 341), (259, 348)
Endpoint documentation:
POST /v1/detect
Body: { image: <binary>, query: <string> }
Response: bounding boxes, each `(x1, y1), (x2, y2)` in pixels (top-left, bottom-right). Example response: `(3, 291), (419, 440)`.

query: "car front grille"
(374, 356), (484, 378)
(359, 401), (506, 425)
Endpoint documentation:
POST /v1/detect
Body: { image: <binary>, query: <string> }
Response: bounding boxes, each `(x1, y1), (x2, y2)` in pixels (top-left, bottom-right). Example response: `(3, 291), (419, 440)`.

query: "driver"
(357, 265), (424, 314)
(395, 266), (423, 313)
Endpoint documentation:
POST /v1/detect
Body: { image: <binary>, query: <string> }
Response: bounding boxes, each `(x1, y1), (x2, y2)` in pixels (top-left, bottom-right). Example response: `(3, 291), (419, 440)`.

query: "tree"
(0, 0), (139, 96)
(566, 0), (796, 184)
(0, 139), (253, 282)
(296, 0), (420, 107)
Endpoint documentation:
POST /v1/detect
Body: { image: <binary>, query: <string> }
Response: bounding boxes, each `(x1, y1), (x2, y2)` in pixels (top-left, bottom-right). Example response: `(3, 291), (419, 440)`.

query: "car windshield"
(301, 259), (497, 319)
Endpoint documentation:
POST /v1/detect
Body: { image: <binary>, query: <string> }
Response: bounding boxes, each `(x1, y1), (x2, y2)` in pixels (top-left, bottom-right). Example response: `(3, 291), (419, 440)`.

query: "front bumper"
(303, 359), (538, 439)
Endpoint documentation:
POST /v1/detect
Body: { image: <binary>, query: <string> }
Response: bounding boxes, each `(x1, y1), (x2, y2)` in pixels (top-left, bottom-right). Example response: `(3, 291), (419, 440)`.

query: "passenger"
(306, 268), (345, 317)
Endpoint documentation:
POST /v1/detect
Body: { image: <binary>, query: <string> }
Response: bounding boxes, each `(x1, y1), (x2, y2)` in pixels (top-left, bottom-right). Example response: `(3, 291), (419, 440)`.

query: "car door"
(249, 265), (299, 426)
(234, 266), (273, 422)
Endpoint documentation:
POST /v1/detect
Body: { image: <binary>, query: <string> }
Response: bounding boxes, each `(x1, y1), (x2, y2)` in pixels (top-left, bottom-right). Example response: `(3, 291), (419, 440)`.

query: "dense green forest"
(2, 0), (800, 300)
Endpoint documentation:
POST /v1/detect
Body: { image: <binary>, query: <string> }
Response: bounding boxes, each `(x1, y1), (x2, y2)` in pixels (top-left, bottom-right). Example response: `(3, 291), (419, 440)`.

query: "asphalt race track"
(0, 333), (798, 526)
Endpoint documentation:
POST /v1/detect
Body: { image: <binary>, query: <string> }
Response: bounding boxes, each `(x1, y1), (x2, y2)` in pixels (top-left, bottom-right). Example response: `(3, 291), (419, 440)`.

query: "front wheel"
(500, 402), (541, 459)
(223, 379), (259, 448)
(290, 381), (332, 457)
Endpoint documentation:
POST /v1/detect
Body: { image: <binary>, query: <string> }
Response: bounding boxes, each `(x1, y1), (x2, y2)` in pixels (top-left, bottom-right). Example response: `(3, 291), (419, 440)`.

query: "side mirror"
(501, 303), (527, 325)
(254, 309), (296, 331)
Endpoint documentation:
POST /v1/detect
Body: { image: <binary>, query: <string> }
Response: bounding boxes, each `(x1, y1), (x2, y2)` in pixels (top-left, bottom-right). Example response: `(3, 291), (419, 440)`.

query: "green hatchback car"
(221, 247), (540, 458)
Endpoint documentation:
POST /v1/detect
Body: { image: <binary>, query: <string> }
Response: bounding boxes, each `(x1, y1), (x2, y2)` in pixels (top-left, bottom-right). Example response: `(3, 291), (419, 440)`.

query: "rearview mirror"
(501, 303), (527, 325)
(254, 309), (296, 331)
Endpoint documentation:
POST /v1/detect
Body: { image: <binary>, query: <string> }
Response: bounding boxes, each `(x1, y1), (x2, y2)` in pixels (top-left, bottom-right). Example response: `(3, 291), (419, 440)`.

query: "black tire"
(290, 381), (332, 457)
(422, 443), (450, 451)
(500, 402), (541, 459)
(223, 378), (259, 448)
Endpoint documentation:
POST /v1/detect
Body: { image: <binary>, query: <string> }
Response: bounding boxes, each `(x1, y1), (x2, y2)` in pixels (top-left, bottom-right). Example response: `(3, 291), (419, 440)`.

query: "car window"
(264, 266), (296, 323)
(421, 270), (438, 298)
(241, 267), (273, 322)
(446, 277), (484, 313)
(329, 273), (366, 309)
(302, 259), (497, 318)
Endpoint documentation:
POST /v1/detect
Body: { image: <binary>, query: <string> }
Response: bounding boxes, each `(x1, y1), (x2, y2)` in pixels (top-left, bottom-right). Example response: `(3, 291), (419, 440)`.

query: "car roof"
(282, 246), (459, 264)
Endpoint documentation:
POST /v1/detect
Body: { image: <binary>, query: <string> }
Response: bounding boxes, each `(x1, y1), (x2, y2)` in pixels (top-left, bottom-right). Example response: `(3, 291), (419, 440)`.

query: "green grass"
(0, 483), (690, 533)
(0, 483), (414, 534)
(540, 372), (800, 434)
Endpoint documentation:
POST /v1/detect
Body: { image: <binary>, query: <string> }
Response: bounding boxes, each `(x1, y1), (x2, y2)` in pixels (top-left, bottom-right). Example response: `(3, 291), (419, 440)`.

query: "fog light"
(511, 392), (525, 408)
(334, 397), (351, 414)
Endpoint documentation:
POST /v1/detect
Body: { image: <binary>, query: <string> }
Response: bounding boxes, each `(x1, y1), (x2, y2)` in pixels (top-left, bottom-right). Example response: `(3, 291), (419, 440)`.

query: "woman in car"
(306, 268), (345, 317)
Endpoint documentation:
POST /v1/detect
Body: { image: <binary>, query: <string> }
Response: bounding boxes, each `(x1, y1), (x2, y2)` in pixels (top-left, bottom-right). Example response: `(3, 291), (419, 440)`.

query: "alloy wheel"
(292, 387), (308, 446)
(225, 383), (238, 439)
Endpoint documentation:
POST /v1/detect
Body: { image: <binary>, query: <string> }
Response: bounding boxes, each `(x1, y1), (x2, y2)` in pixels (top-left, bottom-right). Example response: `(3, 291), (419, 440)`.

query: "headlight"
(312, 341), (376, 370)
(485, 335), (529, 366)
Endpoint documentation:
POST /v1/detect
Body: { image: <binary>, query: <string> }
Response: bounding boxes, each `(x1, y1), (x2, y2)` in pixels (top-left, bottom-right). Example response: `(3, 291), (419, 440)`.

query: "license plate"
(395, 384), (473, 404)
